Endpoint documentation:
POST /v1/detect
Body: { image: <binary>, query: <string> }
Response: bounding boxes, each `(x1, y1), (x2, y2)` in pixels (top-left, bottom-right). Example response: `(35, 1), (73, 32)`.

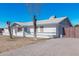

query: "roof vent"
(49, 16), (56, 20)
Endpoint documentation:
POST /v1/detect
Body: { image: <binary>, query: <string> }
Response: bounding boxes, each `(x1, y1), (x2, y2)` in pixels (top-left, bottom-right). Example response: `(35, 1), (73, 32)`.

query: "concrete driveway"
(0, 38), (79, 56)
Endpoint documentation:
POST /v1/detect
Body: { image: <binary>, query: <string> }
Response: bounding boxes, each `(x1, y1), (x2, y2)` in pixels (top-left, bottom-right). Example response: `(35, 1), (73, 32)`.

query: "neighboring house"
(3, 16), (72, 38)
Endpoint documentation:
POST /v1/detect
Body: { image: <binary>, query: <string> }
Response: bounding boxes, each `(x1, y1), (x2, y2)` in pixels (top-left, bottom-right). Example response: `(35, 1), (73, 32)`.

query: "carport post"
(23, 26), (25, 37)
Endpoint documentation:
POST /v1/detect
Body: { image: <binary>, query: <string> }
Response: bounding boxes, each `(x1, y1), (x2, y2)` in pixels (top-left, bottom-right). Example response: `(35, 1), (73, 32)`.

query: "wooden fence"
(64, 27), (79, 38)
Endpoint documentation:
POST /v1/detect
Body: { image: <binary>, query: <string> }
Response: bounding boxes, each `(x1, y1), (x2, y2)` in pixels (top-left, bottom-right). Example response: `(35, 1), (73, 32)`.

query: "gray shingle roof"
(13, 16), (67, 26)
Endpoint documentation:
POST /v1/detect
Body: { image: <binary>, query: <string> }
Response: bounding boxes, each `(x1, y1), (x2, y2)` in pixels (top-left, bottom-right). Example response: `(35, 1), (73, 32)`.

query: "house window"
(24, 27), (27, 32)
(40, 26), (43, 32)
(24, 27), (30, 34)
(17, 27), (22, 32)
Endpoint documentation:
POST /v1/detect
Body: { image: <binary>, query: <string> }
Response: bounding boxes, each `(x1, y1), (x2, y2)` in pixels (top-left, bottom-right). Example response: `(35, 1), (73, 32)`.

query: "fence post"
(74, 27), (75, 38)
(69, 27), (70, 38)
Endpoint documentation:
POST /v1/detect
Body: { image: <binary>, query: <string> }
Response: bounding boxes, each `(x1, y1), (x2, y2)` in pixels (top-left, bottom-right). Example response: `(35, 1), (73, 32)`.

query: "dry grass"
(0, 36), (48, 53)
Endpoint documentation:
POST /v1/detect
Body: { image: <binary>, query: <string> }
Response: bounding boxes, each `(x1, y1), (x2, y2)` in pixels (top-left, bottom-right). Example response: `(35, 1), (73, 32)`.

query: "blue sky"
(0, 3), (79, 28)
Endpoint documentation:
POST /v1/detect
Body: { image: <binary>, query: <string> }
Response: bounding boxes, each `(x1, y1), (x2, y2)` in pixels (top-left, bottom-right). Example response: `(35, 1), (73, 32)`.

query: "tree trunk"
(8, 25), (13, 39)
(33, 16), (37, 40)
(7, 21), (13, 39)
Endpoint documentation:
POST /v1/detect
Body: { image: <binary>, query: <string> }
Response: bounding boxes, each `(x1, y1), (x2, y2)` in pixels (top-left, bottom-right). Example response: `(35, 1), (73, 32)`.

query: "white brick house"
(3, 16), (72, 38)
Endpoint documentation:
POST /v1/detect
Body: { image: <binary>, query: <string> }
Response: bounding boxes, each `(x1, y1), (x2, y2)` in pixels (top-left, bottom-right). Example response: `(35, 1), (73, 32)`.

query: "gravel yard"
(1, 38), (79, 56)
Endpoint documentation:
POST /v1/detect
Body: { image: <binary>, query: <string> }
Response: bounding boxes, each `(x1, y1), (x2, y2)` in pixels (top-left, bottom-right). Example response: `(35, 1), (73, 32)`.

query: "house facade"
(3, 16), (72, 38)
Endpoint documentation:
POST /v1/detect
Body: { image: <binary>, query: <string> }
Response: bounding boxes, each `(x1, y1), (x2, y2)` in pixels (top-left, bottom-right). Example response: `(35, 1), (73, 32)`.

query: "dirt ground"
(0, 35), (47, 53)
(1, 38), (79, 56)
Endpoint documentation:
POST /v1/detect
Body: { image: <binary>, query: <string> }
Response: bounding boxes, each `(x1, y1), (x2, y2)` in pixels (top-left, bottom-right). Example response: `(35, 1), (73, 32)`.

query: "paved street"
(0, 38), (79, 56)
